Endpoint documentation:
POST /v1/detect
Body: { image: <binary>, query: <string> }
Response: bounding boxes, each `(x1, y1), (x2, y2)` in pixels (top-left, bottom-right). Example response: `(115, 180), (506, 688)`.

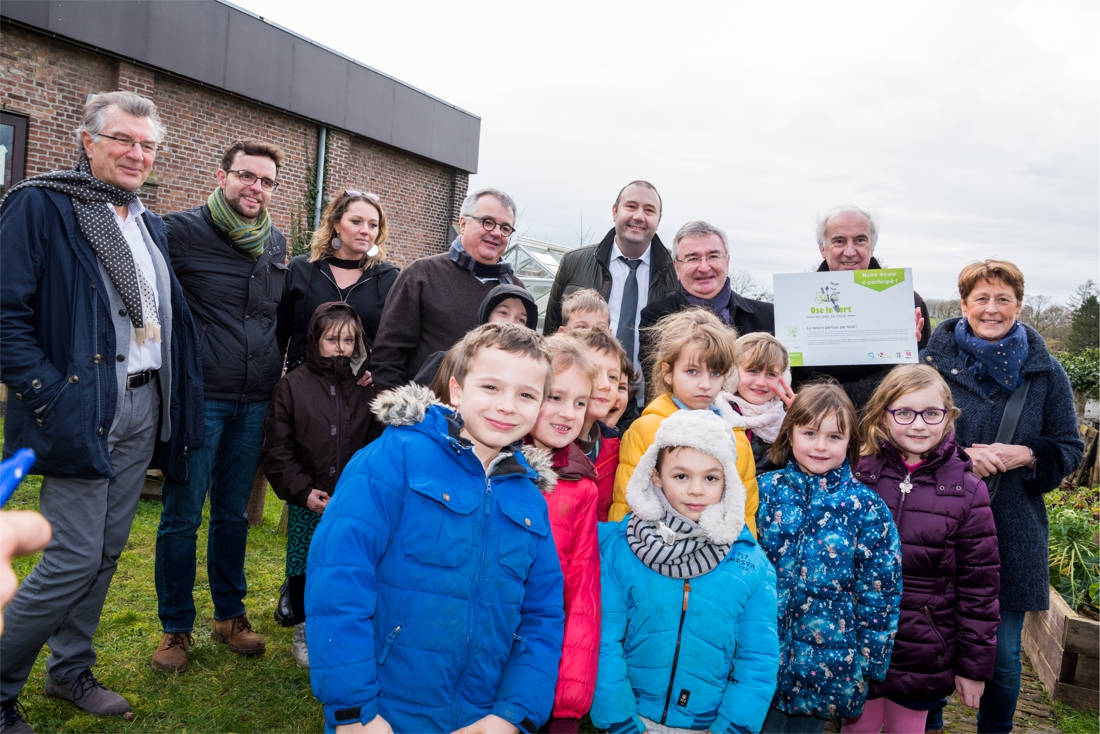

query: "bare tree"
(729, 268), (774, 302)
(925, 294), (962, 321)
(1021, 294), (1071, 348)
(574, 213), (594, 248)
(1067, 279), (1098, 311)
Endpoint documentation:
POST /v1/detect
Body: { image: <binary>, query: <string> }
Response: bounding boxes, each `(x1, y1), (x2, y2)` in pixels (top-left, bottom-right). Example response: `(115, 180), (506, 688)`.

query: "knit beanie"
(625, 409), (747, 544)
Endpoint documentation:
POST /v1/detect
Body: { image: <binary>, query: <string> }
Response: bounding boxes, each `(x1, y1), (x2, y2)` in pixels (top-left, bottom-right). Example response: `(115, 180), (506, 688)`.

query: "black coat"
(276, 255), (399, 369)
(790, 257), (932, 412)
(638, 288), (776, 372)
(922, 318), (1084, 611)
(165, 204), (287, 403)
(0, 187), (204, 481)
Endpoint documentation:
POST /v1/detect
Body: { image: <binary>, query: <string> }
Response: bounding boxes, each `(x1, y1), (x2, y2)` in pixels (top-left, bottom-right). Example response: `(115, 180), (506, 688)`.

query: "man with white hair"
(790, 205), (931, 410)
(639, 220), (775, 368)
(0, 91), (201, 729)
(370, 188), (526, 391)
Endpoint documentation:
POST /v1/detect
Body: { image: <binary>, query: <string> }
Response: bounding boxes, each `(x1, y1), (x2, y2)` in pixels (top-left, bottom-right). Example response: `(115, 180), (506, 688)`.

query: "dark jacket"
(854, 439), (1000, 702)
(922, 317), (1084, 611)
(276, 255), (399, 369)
(165, 204), (287, 403)
(790, 257), (932, 412)
(756, 460), (902, 718)
(638, 288), (775, 372)
(370, 252), (525, 392)
(0, 187), (204, 481)
(728, 402), (782, 476)
(262, 303), (381, 508)
(543, 228), (679, 335)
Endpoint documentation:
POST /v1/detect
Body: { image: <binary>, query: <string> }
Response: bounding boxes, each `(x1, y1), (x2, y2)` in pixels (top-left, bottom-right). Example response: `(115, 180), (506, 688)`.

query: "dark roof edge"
(217, 0), (479, 120)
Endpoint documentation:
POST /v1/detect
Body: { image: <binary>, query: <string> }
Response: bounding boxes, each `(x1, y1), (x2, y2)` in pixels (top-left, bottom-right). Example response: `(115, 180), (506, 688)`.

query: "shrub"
(1046, 487), (1100, 614)
(1055, 348), (1099, 400)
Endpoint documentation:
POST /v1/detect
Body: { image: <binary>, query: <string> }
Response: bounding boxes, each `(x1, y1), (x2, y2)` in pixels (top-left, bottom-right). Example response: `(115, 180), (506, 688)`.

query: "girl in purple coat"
(843, 365), (1000, 734)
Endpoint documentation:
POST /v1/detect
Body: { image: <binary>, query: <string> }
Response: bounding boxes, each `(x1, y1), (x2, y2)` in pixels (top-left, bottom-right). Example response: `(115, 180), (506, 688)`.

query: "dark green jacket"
(543, 227), (679, 334)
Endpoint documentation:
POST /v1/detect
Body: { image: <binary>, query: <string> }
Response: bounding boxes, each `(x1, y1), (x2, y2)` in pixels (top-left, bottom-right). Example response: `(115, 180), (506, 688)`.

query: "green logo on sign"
(854, 269), (905, 292)
(789, 352), (804, 367)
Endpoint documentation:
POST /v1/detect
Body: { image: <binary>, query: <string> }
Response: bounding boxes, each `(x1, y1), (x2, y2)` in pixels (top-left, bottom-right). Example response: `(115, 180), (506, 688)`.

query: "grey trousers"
(0, 381), (158, 702)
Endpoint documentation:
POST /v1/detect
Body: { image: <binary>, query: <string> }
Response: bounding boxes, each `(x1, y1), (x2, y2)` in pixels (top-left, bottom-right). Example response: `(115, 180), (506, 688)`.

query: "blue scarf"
(681, 276), (733, 324)
(954, 318), (1028, 395)
(448, 238), (515, 285)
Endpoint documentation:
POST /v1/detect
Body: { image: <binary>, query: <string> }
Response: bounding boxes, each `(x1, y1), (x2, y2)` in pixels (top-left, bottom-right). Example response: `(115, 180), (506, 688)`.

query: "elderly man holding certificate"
(783, 206), (931, 411)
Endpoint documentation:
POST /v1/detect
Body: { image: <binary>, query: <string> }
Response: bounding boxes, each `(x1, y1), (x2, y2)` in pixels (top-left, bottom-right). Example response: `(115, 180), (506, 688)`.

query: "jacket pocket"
(402, 478), (477, 567)
(377, 623), (403, 666)
(510, 632), (527, 659)
(922, 606), (949, 665)
(496, 499), (549, 580)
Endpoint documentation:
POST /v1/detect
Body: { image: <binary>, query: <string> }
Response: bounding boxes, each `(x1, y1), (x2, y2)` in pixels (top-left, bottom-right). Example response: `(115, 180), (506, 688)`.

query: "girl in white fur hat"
(591, 409), (780, 734)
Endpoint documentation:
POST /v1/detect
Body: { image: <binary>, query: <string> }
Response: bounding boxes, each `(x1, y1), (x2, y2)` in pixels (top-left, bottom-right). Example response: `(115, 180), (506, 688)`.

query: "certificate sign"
(773, 269), (919, 367)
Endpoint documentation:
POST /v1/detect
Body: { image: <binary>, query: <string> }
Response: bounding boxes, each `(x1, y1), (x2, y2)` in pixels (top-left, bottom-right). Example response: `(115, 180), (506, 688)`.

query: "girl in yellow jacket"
(609, 309), (759, 538)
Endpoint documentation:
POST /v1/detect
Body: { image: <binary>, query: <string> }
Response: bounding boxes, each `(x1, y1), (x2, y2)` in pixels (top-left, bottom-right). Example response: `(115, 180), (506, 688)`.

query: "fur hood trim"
(625, 409), (747, 544)
(371, 382), (444, 426)
(520, 445), (558, 494)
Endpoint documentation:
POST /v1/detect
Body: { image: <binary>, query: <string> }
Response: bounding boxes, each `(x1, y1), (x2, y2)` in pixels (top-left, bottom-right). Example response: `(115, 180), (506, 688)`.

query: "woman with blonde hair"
(277, 189), (399, 372)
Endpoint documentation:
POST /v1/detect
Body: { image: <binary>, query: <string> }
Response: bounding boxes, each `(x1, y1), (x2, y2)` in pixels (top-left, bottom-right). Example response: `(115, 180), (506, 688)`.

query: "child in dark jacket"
(569, 327), (626, 522)
(841, 365), (1000, 734)
(305, 323), (565, 734)
(756, 383), (902, 734)
(526, 335), (602, 733)
(721, 332), (794, 476)
(593, 409), (779, 734)
(261, 302), (381, 668)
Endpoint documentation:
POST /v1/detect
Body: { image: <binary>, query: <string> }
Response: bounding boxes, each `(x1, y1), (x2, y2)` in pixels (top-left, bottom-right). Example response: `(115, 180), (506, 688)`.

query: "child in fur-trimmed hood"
(592, 409), (779, 734)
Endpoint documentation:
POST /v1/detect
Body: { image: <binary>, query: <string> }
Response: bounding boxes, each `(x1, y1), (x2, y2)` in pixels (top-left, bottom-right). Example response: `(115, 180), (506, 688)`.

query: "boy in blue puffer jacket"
(593, 409), (780, 734)
(305, 323), (566, 734)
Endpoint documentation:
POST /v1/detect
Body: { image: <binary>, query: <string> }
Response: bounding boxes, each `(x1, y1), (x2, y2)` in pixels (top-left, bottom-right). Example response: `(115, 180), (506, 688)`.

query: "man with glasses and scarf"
(0, 91), (201, 731)
(370, 187), (526, 392)
(150, 139), (287, 675)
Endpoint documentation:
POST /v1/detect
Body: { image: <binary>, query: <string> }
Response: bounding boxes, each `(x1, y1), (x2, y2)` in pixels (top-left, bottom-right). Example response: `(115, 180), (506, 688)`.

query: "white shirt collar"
(611, 237), (652, 265)
(106, 196), (147, 222)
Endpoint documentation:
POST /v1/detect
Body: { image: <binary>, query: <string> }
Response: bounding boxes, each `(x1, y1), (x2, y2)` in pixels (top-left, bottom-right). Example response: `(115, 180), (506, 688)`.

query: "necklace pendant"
(899, 474), (912, 494)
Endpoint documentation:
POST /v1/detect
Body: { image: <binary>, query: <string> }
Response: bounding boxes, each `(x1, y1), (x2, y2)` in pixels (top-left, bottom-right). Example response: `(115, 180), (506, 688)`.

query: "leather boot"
(211, 615), (266, 655)
(151, 632), (193, 673)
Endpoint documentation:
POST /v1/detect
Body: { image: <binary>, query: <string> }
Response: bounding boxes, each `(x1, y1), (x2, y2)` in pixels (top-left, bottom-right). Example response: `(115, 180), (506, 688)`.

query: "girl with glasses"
(842, 364), (1001, 734)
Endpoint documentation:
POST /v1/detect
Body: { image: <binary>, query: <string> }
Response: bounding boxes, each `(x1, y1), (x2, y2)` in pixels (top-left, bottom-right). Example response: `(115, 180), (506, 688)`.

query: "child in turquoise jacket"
(593, 409), (779, 734)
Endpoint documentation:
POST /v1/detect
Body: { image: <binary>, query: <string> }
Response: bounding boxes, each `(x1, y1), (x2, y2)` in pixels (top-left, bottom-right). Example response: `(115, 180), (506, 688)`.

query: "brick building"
(0, 0), (480, 267)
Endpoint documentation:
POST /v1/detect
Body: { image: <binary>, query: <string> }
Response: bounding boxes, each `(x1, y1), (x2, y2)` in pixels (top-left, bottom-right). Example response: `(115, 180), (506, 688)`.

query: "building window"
(1, 112), (29, 195)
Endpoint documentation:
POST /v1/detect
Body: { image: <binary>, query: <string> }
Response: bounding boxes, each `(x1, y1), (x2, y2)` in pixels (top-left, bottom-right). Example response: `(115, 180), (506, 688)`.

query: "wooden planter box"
(1023, 586), (1099, 711)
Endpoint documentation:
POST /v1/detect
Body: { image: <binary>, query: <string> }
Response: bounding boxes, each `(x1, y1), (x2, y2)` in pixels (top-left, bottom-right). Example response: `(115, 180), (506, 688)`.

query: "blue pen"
(0, 449), (37, 506)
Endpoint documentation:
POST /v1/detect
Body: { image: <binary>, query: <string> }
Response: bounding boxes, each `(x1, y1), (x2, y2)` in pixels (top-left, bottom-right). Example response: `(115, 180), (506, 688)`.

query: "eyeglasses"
(96, 133), (158, 155)
(345, 190), (380, 202)
(676, 253), (728, 267)
(886, 408), (947, 425)
(226, 169), (279, 191)
(467, 215), (515, 238)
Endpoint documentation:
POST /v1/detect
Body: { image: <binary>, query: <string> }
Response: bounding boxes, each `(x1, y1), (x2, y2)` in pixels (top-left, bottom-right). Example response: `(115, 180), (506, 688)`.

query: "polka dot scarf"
(1, 159), (161, 342)
(955, 317), (1029, 395)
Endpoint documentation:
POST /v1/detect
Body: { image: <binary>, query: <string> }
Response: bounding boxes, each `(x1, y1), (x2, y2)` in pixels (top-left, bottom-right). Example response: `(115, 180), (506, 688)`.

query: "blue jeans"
(977, 610), (1025, 733)
(925, 610), (1025, 733)
(155, 399), (268, 632)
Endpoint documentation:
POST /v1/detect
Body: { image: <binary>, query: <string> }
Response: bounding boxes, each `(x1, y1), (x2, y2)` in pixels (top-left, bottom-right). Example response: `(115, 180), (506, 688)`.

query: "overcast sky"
(236, 0), (1097, 301)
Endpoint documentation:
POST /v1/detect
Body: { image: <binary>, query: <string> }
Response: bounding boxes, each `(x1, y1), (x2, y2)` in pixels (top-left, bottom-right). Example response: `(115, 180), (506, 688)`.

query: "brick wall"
(1, 24), (468, 266)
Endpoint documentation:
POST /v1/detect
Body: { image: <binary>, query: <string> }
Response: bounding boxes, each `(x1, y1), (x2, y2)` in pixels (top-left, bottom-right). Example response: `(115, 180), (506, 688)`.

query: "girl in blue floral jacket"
(756, 383), (902, 734)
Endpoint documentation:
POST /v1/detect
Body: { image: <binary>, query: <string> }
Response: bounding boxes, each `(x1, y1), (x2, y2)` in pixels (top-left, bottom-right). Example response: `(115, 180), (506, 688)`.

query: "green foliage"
(1045, 486), (1100, 613)
(289, 128), (330, 259)
(1053, 702), (1100, 734)
(1067, 294), (1099, 353)
(1055, 348), (1099, 399)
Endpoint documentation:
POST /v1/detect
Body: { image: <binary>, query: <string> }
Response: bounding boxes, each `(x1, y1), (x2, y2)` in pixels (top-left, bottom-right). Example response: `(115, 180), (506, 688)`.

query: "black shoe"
(44, 669), (131, 718)
(0, 700), (35, 734)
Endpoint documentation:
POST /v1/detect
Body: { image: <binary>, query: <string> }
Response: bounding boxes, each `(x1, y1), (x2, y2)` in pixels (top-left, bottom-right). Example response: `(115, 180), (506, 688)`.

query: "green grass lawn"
(6, 475), (324, 733)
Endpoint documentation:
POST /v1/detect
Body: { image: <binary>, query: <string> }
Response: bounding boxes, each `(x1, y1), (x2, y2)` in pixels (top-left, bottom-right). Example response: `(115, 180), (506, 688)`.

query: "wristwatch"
(1026, 447), (1036, 470)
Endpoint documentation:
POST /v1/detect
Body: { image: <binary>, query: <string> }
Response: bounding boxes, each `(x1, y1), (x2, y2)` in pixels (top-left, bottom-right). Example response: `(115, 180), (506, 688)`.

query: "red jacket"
(592, 422), (620, 522)
(530, 440), (602, 720)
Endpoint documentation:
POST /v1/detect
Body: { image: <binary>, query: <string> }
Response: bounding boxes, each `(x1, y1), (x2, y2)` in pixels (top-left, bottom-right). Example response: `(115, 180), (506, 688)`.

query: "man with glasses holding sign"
(151, 140), (287, 674)
(370, 188), (525, 391)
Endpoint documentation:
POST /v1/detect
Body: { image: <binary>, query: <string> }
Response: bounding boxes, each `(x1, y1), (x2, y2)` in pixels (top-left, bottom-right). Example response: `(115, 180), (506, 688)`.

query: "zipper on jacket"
(895, 474), (911, 532)
(450, 472), (494, 730)
(320, 265), (371, 304)
(660, 579), (692, 724)
(922, 605), (948, 655)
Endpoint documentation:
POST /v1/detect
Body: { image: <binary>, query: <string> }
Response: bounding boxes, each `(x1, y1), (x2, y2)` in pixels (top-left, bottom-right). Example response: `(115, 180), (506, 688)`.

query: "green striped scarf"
(207, 187), (272, 259)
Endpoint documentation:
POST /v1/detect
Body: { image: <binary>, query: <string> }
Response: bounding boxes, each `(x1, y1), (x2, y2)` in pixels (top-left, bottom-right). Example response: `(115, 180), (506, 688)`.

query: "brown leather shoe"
(151, 632), (193, 673)
(211, 615), (266, 655)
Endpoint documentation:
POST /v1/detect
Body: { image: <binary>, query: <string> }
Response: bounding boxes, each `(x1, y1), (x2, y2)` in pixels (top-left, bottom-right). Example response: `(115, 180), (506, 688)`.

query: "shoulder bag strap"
(985, 376), (1032, 501)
